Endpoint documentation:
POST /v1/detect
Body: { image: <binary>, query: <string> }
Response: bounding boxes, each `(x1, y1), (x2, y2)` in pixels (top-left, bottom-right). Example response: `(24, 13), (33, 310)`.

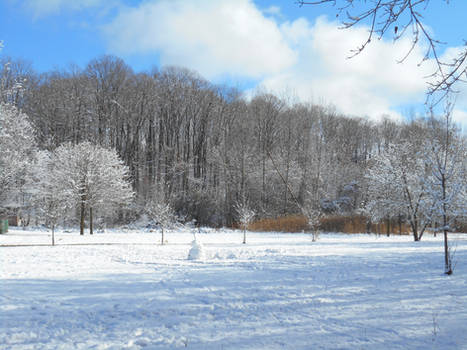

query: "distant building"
(8, 215), (21, 227)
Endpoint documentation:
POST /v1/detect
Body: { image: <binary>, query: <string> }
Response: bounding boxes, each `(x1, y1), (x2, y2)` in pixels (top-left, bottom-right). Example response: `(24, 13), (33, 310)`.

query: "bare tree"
(297, 0), (467, 104)
(235, 199), (255, 244)
(306, 208), (322, 242)
(31, 151), (63, 246)
(425, 104), (466, 275)
(145, 191), (176, 245)
(251, 94), (284, 208)
(0, 56), (36, 108)
(365, 142), (433, 241)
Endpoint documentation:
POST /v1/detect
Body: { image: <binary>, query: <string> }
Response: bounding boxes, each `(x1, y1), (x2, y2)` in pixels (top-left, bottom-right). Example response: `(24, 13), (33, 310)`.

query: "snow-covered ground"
(1, 228), (467, 350)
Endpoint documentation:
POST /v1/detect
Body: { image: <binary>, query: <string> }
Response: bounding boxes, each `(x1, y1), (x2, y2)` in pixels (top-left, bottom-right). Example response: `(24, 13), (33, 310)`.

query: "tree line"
(1, 55), (466, 245)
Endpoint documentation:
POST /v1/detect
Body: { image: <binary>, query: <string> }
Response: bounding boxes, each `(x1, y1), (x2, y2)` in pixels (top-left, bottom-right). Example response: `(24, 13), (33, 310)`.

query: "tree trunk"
(80, 201), (85, 235)
(411, 219), (419, 241)
(52, 225), (55, 246)
(89, 207), (93, 235)
(386, 217), (390, 237)
(444, 228), (451, 275)
(161, 227), (164, 245)
(243, 225), (246, 244)
(442, 175), (452, 275)
(262, 154), (266, 206)
(398, 214), (402, 235)
(419, 225), (426, 241)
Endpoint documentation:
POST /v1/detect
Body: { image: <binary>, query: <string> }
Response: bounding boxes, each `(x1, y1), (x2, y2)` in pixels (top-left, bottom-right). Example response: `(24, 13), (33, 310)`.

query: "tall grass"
(247, 215), (411, 234)
(248, 215), (308, 233)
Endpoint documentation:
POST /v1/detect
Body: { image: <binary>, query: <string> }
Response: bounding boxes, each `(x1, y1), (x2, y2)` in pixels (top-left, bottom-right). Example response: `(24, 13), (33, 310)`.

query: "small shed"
(8, 215), (21, 227)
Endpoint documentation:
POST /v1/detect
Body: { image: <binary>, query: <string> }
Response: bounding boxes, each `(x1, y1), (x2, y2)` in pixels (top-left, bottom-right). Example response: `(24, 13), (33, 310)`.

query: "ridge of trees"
(1, 54), (465, 242)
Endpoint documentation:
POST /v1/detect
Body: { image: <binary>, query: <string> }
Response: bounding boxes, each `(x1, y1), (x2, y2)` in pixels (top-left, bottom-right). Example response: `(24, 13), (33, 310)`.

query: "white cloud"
(435, 47), (467, 131)
(257, 16), (438, 120)
(12, 0), (467, 122)
(452, 109), (467, 132)
(263, 5), (281, 16)
(101, 0), (466, 122)
(103, 0), (296, 79)
(22, 0), (108, 17)
(441, 46), (467, 108)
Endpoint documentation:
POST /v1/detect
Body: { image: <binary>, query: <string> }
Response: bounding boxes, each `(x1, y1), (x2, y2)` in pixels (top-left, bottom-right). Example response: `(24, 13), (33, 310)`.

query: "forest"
(1, 54), (466, 238)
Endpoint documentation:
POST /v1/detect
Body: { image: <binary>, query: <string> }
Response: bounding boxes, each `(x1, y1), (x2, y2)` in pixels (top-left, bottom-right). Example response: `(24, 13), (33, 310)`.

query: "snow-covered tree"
(145, 191), (175, 245)
(0, 103), (36, 216)
(30, 151), (63, 245)
(302, 206), (322, 242)
(4, 49), (465, 230)
(425, 109), (466, 274)
(235, 200), (255, 244)
(365, 142), (432, 241)
(50, 142), (134, 235)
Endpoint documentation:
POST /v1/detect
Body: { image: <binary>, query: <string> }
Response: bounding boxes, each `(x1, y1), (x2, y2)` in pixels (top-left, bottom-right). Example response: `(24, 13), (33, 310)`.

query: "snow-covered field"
(1, 228), (467, 350)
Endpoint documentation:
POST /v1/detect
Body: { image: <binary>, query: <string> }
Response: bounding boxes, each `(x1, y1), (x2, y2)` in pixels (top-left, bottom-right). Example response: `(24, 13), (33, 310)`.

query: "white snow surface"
(1, 228), (467, 349)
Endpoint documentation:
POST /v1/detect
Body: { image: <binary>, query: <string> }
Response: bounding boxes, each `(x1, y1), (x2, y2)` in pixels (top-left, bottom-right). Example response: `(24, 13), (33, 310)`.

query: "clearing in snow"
(1, 228), (467, 349)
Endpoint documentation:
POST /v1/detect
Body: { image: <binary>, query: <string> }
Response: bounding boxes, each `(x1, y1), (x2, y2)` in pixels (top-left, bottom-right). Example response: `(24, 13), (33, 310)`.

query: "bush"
(453, 220), (467, 233)
(320, 215), (368, 233)
(248, 215), (309, 233)
(320, 215), (410, 235)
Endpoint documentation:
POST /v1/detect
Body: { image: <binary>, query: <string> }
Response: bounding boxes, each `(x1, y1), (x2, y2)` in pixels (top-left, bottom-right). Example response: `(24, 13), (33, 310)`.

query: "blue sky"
(1, 0), (466, 126)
